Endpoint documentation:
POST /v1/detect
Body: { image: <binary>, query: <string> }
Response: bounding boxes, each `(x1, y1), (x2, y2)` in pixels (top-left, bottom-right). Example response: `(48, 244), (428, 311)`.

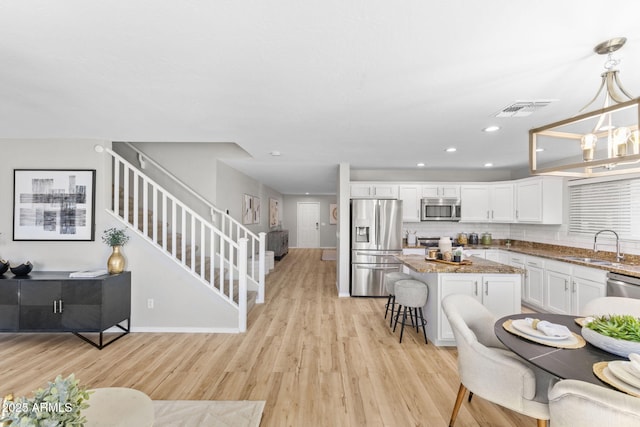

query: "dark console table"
(267, 230), (289, 260)
(0, 271), (131, 349)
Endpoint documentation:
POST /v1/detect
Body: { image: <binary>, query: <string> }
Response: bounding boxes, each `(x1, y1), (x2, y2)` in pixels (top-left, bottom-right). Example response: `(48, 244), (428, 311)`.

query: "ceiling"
(2, 1), (640, 195)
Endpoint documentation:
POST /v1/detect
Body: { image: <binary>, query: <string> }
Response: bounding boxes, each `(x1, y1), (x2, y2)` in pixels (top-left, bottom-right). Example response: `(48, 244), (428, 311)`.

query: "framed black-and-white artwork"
(242, 194), (253, 225)
(252, 196), (261, 224)
(13, 169), (96, 241)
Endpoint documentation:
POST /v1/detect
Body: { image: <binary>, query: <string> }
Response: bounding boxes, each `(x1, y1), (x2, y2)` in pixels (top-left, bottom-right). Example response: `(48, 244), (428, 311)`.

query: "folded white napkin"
(525, 318), (572, 337)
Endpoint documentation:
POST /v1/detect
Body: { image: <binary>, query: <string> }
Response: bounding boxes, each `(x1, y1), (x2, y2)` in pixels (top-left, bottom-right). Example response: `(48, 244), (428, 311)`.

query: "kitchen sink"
(561, 256), (614, 266)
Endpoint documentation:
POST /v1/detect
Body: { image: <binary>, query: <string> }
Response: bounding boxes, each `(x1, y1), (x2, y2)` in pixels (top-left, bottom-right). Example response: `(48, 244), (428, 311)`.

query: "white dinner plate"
(603, 366), (640, 397)
(511, 319), (572, 341)
(608, 360), (640, 389)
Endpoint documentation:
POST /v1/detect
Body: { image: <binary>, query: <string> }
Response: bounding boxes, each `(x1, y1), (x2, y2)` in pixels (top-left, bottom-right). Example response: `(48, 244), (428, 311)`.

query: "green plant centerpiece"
(582, 314), (640, 357)
(101, 228), (130, 247)
(102, 228), (129, 274)
(585, 315), (640, 342)
(1, 374), (91, 426)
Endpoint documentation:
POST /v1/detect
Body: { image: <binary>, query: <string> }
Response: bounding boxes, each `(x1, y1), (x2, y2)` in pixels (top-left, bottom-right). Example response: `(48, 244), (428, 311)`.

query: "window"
(568, 177), (640, 240)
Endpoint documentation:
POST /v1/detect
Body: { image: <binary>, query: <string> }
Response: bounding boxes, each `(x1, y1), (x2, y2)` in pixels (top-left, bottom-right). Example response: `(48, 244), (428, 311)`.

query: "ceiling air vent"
(494, 100), (555, 118)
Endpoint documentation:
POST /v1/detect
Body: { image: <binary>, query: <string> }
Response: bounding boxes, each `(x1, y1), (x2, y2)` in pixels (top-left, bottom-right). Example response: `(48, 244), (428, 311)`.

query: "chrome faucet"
(593, 229), (624, 263)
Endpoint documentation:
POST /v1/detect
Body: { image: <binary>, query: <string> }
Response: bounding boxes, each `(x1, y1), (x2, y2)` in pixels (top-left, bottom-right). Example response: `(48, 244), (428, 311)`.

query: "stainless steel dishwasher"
(606, 272), (640, 299)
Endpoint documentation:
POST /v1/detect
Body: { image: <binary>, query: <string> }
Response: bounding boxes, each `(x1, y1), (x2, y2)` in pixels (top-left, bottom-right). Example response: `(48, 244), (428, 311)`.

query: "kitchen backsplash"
(403, 221), (640, 256)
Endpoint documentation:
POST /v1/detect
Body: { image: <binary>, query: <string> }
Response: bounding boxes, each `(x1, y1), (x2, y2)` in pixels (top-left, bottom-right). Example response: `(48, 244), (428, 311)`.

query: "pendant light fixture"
(529, 37), (640, 177)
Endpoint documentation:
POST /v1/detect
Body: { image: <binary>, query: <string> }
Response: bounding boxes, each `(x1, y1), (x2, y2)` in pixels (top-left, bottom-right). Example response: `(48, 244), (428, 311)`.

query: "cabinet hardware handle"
(491, 211), (494, 219)
(516, 210), (519, 219)
(53, 300), (57, 313)
(59, 299), (63, 313)
(474, 281), (478, 296)
(572, 281), (576, 293)
(486, 210), (490, 219)
(564, 279), (568, 291)
(485, 281), (489, 295)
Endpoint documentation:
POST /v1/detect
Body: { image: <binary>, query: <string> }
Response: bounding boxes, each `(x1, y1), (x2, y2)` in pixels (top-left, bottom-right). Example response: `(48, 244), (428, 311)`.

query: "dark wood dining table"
(494, 312), (626, 386)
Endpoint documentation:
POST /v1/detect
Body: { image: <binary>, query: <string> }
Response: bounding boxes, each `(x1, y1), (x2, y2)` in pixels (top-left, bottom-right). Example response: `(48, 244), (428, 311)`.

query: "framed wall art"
(330, 203), (338, 225)
(242, 194), (253, 225)
(269, 198), (279, 228)
(252, 196), (261, 224)
(13, 169), (96, 241)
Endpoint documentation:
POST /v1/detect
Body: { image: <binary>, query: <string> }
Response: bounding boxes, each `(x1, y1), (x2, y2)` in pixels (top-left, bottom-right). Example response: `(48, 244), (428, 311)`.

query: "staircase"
(98, 144), (266, 332)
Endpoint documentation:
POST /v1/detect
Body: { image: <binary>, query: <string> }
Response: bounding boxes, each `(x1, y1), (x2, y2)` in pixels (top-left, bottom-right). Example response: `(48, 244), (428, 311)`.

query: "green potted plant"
(102, 228), (130, 274)
(1, 374), (91, 426)
(582, 314), (640, 357)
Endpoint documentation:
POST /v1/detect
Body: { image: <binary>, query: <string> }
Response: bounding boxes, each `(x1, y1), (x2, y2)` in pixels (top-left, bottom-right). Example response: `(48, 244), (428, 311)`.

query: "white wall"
(216, 161), (283, 236)
(283, 195), (337, 248)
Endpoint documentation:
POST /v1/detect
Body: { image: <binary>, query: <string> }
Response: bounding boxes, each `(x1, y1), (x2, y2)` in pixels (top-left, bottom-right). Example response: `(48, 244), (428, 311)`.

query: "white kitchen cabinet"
(350, 183), (398, 199)
(485, 249), (508, 264)
(436, 273), (521, 343)
(572, 266), (607, 315)
(524, 256), (545, 309)
(515, 176), (563, 224)
(509, 254), (526, 304)
(490, 183), (515, 222)
(543, 261), (606, 315)
(460, 185), (490, 221)
(421, 184), (460, 199)
(544, 261), (572, 314)
(398, 185), (421, 222)
(460, 183), (514, 223)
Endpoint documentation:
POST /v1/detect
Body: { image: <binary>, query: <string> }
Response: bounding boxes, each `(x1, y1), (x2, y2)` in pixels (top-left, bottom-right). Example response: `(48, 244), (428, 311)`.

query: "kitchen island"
(394, 254), (524, 346)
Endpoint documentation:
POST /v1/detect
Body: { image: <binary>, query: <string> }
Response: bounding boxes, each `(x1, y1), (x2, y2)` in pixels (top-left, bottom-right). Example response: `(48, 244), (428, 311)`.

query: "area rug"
(153, 400), (265, 427)
(321, 249), (337, 261)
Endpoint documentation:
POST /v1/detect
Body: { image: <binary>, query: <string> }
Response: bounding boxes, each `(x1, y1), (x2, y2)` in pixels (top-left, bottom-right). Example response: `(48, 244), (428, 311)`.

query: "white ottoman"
(84, 387), (154, 427)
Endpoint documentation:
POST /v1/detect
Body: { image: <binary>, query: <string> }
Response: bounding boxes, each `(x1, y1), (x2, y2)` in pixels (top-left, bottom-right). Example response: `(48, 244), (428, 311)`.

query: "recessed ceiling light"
(482, 126), (501, 133)
(536, 147), (545, 152)
(305, 192), (309, 195)
(270, 151), (281, 156)
(417, 162), (425, 167)
(445, 147), (457, 153)
(484, 162), (493, 167)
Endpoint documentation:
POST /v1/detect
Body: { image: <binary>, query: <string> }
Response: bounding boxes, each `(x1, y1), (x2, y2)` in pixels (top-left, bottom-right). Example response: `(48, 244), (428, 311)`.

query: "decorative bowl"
(10, 261), (33, 276)
(0, 259), (9, 275)
(582, 326), (640, 358)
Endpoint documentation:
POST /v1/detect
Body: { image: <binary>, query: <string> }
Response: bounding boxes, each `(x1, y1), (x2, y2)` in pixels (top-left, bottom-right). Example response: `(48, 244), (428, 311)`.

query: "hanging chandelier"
(529, 37), (640, 177)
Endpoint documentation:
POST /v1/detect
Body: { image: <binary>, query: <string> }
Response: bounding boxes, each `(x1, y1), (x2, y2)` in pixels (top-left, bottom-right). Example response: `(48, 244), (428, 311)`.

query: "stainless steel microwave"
(420, 198), (461, 221)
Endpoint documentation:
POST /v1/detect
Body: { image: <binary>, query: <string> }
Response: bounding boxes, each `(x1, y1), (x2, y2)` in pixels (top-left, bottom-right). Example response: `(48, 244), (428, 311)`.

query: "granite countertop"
(395, 254), (524, 275)
(402, 241), (640, 279)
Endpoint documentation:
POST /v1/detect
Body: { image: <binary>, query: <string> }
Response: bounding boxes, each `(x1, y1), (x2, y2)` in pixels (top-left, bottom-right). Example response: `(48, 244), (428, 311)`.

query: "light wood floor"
(0, 249), (535, 426)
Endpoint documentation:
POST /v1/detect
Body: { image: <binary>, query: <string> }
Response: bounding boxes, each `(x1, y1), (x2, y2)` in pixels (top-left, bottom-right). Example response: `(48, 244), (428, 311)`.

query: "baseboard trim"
(127, 326), (241, 333)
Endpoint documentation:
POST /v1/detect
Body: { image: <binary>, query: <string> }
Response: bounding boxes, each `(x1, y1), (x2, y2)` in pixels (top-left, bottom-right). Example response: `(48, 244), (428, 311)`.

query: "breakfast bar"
(395, 254), (525, 346)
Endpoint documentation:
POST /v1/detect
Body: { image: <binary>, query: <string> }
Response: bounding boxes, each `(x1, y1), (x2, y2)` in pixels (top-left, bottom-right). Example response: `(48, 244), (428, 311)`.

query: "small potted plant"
(0, 374), (91, 426)
(102, 227), (130, 274)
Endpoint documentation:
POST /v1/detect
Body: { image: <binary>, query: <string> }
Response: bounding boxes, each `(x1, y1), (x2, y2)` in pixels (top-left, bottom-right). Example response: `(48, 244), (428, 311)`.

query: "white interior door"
(297, 202), (320, 248)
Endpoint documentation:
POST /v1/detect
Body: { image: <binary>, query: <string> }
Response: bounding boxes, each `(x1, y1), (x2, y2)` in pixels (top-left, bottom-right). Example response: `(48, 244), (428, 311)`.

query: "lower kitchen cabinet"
(0, 271), (131, 349)
(524, 256), (545, 309)
(424, 273), (521, 346)
(544, 262), (606, 315)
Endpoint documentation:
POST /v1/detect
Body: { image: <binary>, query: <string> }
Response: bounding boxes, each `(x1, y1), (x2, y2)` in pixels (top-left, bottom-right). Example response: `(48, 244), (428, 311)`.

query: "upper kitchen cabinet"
(421, 184), (460, 199)
(398, 185), (421, 222)
(460, 183), (514, 223)
(515, 176), (563, 224)
(350, 183), (398, 199)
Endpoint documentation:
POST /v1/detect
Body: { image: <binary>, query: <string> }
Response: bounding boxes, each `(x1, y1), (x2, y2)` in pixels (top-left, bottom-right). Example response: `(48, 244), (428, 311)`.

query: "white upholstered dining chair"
(441, 294), (554, 427)
(581, 296), (640, 317)
(549, 379), (640, 426)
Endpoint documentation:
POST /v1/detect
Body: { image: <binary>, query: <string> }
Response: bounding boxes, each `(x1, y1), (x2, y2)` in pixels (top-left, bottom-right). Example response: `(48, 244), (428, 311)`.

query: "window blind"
(569, 178), (640, 240)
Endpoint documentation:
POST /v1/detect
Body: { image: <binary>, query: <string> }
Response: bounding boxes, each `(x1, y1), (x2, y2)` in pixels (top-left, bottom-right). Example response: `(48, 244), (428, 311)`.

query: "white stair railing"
(96, 145), (265, 332)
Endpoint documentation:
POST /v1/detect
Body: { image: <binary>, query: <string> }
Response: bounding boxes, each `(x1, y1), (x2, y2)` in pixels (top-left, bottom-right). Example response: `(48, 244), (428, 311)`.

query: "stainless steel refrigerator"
(350, 199), (403, 296)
